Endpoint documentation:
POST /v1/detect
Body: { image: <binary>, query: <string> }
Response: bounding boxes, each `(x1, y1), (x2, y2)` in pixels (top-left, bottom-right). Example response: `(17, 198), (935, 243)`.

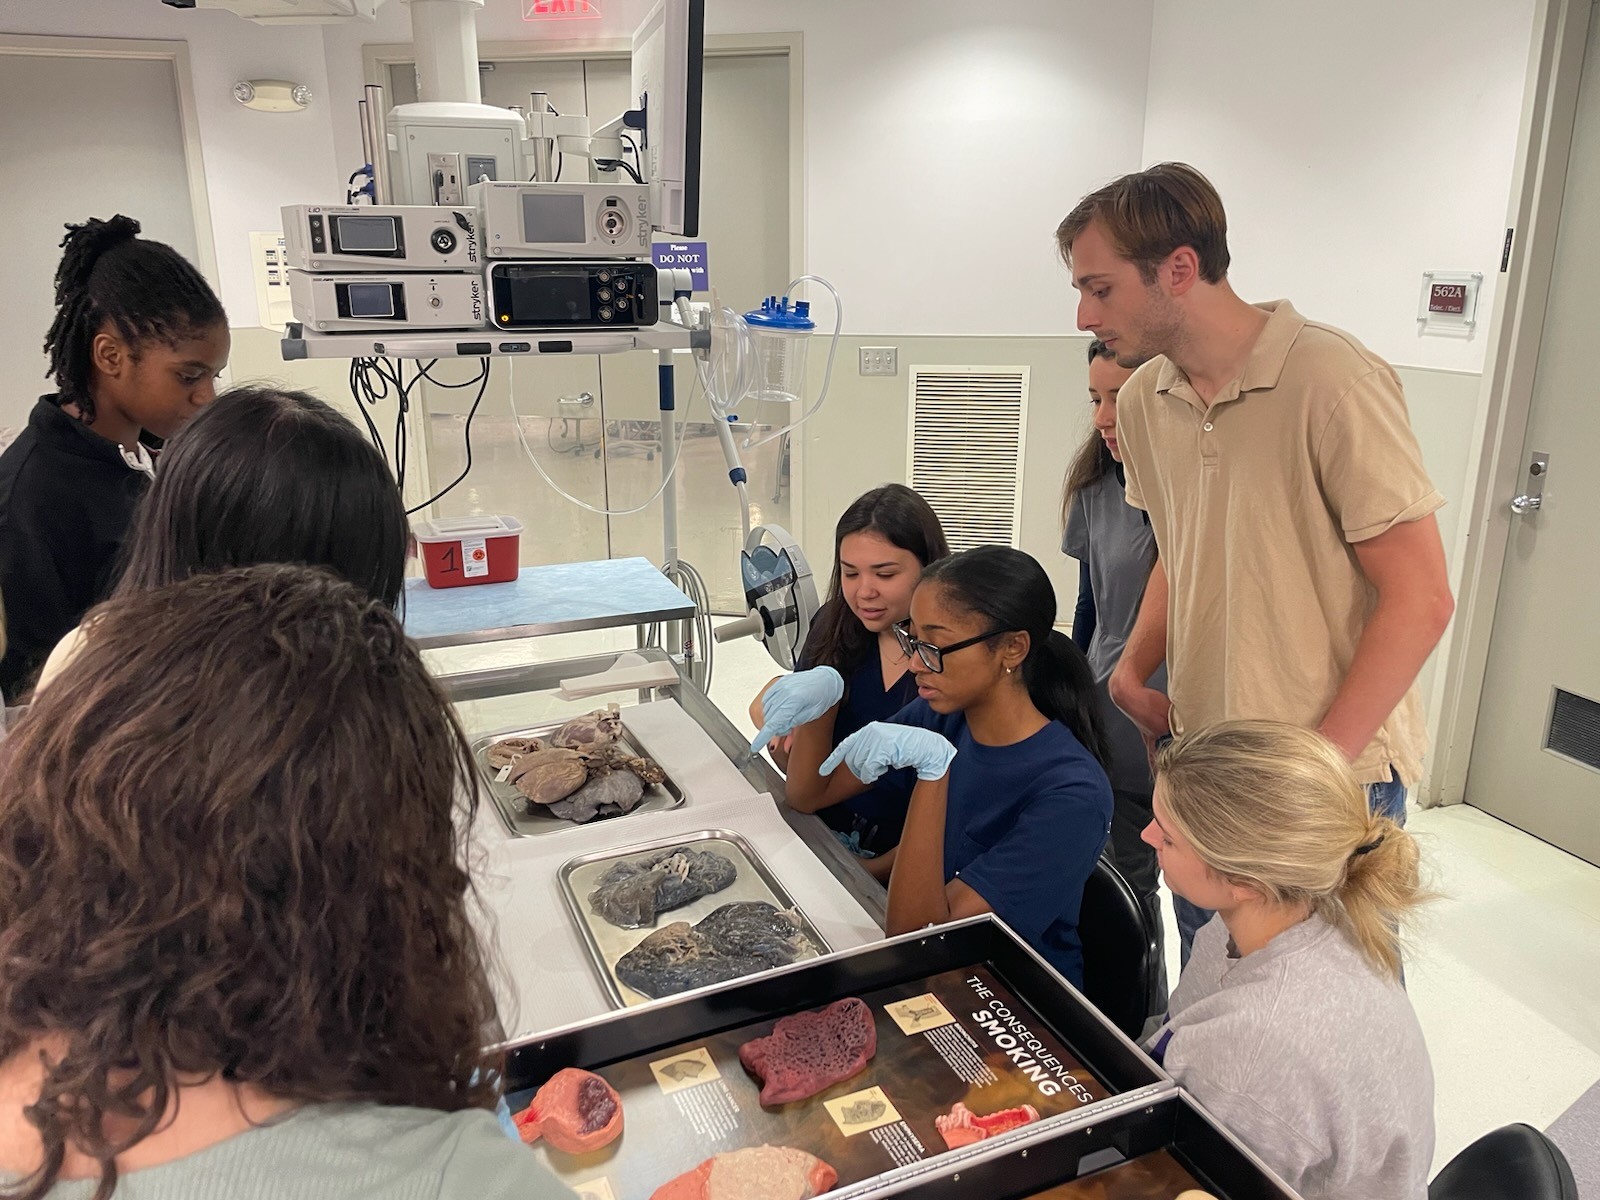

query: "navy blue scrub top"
(890, 699), (1112, 988)
(799, 613), (918, 856)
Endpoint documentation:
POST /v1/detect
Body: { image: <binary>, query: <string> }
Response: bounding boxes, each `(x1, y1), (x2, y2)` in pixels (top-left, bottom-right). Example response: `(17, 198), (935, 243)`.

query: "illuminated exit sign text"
(524, 0), (601, 18)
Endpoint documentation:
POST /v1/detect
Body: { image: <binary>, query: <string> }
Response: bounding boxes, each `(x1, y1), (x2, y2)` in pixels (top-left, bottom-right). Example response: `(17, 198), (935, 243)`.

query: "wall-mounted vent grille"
(1547, 688), (1600, 771)
(907, 366), (1029, 553)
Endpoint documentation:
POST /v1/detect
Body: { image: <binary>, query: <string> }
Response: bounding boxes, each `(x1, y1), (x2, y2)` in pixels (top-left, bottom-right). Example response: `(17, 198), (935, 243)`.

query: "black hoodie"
(0, 397), (152, 702)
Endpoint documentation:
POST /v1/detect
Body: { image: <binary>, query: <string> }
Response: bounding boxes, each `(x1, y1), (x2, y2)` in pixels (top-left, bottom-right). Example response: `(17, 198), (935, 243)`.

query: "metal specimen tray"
(559, 829), (831, 1009)
(471, 717), (684, 839)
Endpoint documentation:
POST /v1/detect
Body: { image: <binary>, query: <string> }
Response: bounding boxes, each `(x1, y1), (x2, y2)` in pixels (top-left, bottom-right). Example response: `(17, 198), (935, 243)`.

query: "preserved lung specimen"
(585, 743), (667, 785)
(650, 1145), (837, 1200)
(502, 737), (666, 825)
(587, 846), (738, 929)
(548, 770), (645, 823)
(614, 902), (811, 999)
(550, 705), (624, 750)
(509, 748), (588, 806)
(738, 997), (877, 1106)
(486, 735), (544, 770)
(514, 1068), (623, 1155)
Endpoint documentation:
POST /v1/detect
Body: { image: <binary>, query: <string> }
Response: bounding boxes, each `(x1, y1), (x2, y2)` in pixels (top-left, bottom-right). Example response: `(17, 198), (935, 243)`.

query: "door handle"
(1510, 451), (1549, 517)
(558, 391), (595, 409)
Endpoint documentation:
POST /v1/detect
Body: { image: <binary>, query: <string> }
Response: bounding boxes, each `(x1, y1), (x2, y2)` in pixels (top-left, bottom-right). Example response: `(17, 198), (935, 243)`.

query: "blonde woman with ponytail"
(1142, 721), (1433, 1200)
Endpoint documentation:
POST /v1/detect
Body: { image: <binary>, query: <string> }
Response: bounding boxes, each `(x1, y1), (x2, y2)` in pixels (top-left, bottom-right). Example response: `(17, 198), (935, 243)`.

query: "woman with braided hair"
(0, 216), (227, 701)
(1141, 721), (1435, 1200)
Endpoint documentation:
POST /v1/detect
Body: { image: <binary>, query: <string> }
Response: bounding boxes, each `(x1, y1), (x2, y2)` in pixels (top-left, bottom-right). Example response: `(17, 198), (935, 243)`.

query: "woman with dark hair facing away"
(749, 484), (949, 874)
(787, 545), (1114, 988)
(0, 564), (573, 1199)
(32, 386), (408, 692)
(1062, 337), (1169, 1015)
(1143, 722), (1433, 1200)
(0, 216), (228, 701)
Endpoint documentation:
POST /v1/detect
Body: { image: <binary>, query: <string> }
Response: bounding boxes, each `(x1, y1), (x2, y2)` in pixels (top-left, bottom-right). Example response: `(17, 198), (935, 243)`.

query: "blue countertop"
(402, 557), (695, 649)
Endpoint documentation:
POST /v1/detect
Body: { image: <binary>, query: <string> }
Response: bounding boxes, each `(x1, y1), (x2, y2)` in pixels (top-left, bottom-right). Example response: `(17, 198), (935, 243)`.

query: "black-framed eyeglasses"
(893, 620), (1011, 674)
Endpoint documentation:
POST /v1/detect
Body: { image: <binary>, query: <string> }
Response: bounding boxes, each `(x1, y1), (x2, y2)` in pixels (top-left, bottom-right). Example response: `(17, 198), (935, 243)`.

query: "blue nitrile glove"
(469, 1066), (519, 1142)
(820, 722), (956, 784)
(495, 1093), (520, 1141)
(750, 666), (845, 752)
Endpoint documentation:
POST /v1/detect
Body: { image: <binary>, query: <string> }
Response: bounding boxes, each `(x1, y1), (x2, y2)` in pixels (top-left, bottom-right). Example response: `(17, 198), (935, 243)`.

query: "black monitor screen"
(343, 282), (397, 317)
(505, 270), (592, 323)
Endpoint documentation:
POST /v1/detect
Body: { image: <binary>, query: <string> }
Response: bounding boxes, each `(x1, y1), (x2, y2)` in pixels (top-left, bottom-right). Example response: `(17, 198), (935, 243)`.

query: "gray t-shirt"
(44, 1104), (575, 1200)
(1063, 468), (1165, 795)
(1149, 915), (1434, 1200)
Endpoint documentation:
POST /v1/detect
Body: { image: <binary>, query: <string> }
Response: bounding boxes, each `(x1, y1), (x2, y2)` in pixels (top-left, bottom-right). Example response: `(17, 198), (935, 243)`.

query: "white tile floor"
(433, 621), (1600, 1177)
(1399, 804), (1600, 1170)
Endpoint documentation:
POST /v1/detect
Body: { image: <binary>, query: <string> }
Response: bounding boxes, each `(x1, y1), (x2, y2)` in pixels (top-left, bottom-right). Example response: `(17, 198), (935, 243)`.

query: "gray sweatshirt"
(44, 1104), (576, 1199)
(1148, 914), (1434, 1200)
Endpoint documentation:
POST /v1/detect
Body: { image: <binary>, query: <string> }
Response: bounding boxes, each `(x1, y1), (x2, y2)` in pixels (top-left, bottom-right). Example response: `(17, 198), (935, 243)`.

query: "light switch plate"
(860, 346), (898, 376)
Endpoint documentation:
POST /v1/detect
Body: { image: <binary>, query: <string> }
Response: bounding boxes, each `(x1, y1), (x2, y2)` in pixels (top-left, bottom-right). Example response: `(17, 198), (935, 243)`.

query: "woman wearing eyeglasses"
(783, 545), (1114, 988)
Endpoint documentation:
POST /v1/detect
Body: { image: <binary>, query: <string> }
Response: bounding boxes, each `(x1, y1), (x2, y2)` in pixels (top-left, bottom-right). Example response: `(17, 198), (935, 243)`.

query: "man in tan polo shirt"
(1056, 163), (1455, 961)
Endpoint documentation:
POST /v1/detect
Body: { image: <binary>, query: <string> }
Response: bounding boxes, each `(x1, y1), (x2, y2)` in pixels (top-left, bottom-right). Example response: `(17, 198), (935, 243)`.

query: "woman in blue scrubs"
(752, 484), (948, 876)
(791, 545), (1114, 988)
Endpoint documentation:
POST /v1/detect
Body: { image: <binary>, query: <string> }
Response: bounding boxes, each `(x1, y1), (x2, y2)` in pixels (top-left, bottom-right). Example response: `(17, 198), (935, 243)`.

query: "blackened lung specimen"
(614, 901), (811, 999)
(587, 846), (738, 929)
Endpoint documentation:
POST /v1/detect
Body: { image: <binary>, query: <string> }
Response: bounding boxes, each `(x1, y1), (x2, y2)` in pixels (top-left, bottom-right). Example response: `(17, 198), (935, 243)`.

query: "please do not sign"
(652, 241), (710, 291)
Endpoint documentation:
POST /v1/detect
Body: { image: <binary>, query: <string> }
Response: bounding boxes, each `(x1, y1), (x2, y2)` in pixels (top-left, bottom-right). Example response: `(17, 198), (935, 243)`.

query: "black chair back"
(1078, 854), (1160, 1040)
(1429, 1124), (1579, 1200)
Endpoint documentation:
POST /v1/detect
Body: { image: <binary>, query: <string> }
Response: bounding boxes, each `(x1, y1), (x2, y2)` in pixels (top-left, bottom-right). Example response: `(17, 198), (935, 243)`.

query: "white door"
(1465, 6), (1600, 865)
(0, 51), (203, 431)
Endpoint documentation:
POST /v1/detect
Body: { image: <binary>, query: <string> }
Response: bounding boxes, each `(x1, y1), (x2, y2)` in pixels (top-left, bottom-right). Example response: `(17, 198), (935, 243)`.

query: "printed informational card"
(508, 967), (1116, 1198)
(648, 1048), (721, 1096)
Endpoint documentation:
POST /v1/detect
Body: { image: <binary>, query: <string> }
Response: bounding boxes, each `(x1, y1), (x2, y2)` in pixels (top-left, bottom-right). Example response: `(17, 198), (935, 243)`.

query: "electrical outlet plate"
(249, 230), (293, 332)
(860, 346), (898, 376)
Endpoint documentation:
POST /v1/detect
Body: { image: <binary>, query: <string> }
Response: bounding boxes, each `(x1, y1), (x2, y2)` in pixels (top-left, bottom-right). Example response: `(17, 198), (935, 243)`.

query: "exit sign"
(523, 0), (600, 18)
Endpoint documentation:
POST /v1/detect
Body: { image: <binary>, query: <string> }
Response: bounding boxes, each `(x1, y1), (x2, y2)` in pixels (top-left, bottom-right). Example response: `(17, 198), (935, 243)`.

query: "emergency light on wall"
(233, 79), (313, 112)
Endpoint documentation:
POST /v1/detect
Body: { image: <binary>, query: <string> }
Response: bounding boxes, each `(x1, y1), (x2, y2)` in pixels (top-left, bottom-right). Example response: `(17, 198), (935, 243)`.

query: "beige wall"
(229, 326), (369, 429)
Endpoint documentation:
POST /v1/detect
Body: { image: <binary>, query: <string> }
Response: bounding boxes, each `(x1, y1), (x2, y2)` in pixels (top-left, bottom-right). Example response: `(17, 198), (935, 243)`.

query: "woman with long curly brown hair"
(0, 565), (570, 1199)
